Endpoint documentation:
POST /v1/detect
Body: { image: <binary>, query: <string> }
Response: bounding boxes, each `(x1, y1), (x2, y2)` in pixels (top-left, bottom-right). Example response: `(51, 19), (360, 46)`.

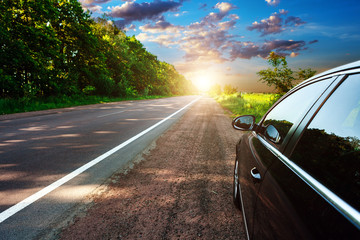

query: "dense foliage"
(0, 0), (193, 100)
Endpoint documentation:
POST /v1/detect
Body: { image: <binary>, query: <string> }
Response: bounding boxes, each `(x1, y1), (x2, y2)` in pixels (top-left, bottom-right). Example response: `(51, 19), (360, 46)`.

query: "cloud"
(109, 1), (182, 28)
(174, 11), (188, 17)
(139, 18), (185, 33)
(247, 10), (306, 36)
(228, 39), (307, 60)
(199, 3), (207, 10)
(309, 40), (319, 44)
(79, 0), (112, 12)
(151, 34), (180, 47)
(124, 24), (137, 32)
(137, 32), (179, 47)
(285, 16), (306, 26)
(264, 39), (306, 52)
(203, 2), (237, 23)
(144, 2), (236, 63)
(265, 0), (280, 6)
(136, 2), (311, 68)
(290, 52), (299, 58)
(218, 19), (237, 31)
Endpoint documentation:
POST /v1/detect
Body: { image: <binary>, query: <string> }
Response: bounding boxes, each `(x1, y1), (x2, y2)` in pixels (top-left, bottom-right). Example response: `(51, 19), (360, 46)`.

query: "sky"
(79, 0), (360, 92)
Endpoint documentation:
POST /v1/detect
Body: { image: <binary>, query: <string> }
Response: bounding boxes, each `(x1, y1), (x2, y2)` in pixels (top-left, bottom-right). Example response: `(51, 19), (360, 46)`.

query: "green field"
(214, 92), (281, 121)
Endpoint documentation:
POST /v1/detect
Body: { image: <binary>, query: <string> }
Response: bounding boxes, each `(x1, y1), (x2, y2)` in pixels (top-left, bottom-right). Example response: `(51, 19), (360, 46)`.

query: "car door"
(236, 131), (274, 239)
(240, 77), (335, 239)
(253, 74), (360, 239)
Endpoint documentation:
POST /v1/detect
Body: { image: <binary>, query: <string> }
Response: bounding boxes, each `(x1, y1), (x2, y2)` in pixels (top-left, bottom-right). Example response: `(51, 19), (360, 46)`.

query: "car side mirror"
(264, 125), (281, 144)
(232, 115), (256, 131)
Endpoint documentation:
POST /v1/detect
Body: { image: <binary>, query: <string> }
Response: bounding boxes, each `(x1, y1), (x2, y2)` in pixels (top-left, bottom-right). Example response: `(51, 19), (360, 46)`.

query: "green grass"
(0, 94), (169, 115)
(214, 92), (281, 121)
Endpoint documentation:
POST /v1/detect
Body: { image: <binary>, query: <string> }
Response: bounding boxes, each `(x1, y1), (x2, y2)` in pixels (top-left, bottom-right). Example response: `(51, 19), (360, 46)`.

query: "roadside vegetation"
(210, 85), (281, 121)
(212, 52), (316, 121)
(0, 0), (195, 115)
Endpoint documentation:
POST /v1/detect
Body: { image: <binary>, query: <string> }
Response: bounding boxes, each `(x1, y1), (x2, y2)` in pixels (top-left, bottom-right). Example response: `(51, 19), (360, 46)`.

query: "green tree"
(0, 0), (61, 98)
(0, 1), (192, 101)
(257, 52), (295, 93)
(257, 52), (316, 93)
(223, 84), (238, 95)
(52, 0), (112, 96)
(297, 68), (317, 81)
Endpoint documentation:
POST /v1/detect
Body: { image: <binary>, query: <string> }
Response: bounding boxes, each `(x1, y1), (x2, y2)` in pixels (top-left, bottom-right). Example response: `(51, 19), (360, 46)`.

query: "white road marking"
(97, 110), (125, 118)
(0, 96), (201, 223)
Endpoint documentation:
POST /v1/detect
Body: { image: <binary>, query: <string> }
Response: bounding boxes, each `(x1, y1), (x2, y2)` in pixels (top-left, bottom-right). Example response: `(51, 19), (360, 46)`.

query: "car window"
(261, 79), (330, 145)
(291, 74), (360, 211)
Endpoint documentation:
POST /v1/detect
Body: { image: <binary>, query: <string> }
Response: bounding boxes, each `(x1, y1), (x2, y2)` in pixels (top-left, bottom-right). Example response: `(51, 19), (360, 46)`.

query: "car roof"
(296, 60), (360, 88)
(313, 60), (360, 78)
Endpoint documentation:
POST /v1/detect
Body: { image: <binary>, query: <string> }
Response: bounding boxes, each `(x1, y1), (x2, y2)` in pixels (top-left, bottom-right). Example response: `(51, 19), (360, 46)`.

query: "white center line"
(0, 96), (201, 223)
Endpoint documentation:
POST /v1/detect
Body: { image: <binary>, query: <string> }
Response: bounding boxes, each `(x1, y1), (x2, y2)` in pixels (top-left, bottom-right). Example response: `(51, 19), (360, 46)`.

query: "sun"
(194, 75), (213, 92)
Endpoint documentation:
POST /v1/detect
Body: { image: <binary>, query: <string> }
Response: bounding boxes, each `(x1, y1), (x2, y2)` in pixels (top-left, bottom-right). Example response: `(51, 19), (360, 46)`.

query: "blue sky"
(79, 0), (360, 92)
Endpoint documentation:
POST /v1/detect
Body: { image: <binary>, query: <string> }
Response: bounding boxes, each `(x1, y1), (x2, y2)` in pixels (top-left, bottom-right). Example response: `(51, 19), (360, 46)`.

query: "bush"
(126, 86), (138, 97)
(223, 84), (238, 95)
(82, 86), (96, 95)
(150, 85), (170, 96)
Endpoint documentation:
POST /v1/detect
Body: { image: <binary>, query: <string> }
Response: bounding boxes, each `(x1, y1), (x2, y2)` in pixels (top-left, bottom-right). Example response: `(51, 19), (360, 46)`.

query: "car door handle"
(251, 167), (261, 181)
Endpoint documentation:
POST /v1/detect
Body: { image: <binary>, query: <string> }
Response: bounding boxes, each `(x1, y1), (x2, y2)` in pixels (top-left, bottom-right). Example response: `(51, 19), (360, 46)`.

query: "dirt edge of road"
(42, 97), (246, 240)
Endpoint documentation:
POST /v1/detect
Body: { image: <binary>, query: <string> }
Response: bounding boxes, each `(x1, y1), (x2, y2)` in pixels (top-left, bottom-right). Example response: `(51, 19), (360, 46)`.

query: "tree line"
(0, 0), (194, 100)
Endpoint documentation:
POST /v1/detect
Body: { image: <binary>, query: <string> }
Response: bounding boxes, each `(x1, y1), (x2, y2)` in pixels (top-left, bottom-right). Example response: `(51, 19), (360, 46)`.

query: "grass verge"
(213, 92), (281, 121)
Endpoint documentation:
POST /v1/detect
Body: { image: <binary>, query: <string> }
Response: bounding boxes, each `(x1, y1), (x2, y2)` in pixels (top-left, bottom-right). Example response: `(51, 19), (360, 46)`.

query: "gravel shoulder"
(56, 96), (246, 240)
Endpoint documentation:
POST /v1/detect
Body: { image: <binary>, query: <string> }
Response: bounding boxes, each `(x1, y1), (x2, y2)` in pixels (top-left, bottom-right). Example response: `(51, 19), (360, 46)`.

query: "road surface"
(59, 96), (246, 239)
(0, 96), (200, 239)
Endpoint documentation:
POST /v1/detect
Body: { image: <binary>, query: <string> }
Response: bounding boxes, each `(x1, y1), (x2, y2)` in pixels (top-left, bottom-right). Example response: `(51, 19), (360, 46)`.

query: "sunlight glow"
(194, 75), (213, 92)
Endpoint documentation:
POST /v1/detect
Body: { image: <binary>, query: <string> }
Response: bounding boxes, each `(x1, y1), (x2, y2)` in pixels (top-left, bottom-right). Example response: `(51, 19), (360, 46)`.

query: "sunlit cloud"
(265, 0), (280, 6)
(139, 18), (184, 33)
(247, 10), (305, 36)
(144, 34), (180, 47)
(79, 0), (112, 12)
(109, 0), (183, 28)
(202, 2), (237, 23)
(174, 11), (188, 17)
(290, 52), (299, 57)
(136, 2), (238, 65)
(134, 2), (310, 73)
(124, 24), (136, 31)
(228, 39), (307, 60)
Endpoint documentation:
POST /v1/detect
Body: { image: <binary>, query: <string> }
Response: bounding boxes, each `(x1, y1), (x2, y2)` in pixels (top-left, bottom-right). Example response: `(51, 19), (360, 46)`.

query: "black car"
(232, 61), (360, 239)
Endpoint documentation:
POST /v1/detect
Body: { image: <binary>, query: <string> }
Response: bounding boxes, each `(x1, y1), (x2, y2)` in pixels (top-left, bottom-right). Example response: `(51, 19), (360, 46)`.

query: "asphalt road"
(0, 95), (200, 240)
